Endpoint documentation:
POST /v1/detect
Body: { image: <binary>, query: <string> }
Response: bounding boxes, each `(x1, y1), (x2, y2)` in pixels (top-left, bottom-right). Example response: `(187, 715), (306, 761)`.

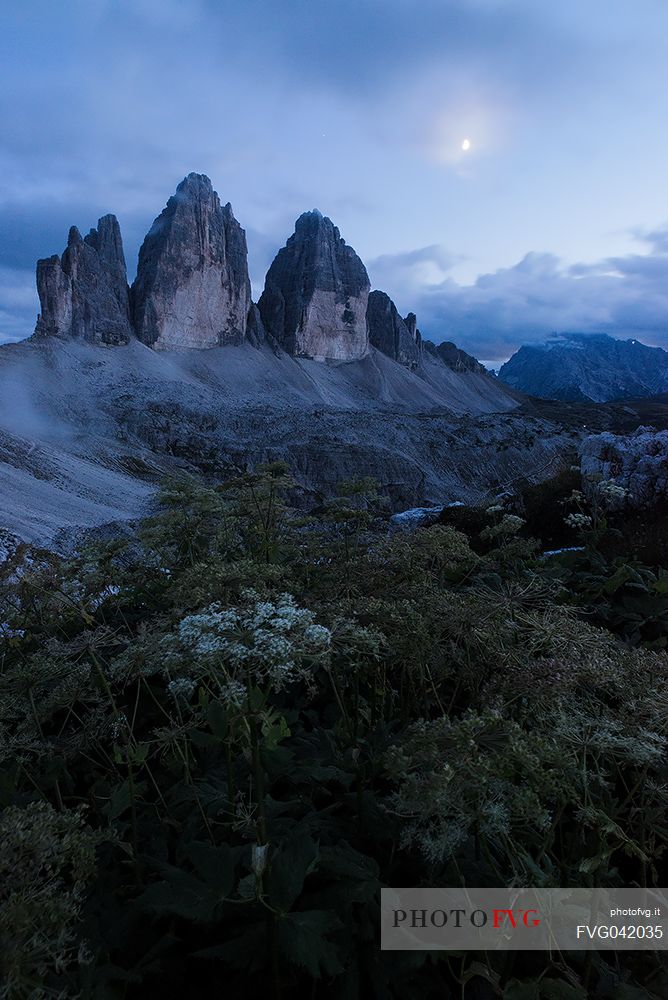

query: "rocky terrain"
(580, 426), (668, 507)
(1, 173), (582, 548)
(0, 334), (577, 547)
(498, 332), (668, 402)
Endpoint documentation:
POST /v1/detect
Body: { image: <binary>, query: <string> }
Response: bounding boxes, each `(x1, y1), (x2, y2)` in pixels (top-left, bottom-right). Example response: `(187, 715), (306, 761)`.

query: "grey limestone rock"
(34, 215), (131, 345)
(580, 427), (668, 507)
(423, 339), (486, 374)
(367, 290), (421, 369)
(132, 173), (251, 350)
(389, 501), (465, 531)
(258, 210), (370, 361)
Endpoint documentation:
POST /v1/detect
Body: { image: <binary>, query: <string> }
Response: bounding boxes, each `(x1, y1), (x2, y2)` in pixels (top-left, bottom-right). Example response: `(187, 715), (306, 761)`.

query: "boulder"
(389, 502), (464, 531)
(580, 427), (668, 507)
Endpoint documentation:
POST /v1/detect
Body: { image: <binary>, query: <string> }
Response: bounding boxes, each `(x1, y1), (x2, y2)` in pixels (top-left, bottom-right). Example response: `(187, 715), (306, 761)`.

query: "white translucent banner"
(381, 887), (667, 951)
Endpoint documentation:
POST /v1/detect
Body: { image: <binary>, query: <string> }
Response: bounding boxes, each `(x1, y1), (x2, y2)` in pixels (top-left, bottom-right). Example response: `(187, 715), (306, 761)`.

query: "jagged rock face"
(132, 173), (251, 350)
(34, 216), (131, 345)
(580, 427), (668, 507)
(499, 333), (668, 402)
(246, 303), (271, 349)
(404, 312), (420, 344)
(258, 211), (370, 361)
(367, 291), (421, 369)
(423, 339), (486, 374)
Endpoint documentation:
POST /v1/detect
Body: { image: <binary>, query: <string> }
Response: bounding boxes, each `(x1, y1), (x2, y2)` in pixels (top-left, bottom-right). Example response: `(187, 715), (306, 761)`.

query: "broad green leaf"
(504, 983), (539, 1000)
(319, 841), (379, 883)
(277, 909), (344, 979)
(207, 700), (229, 740)
(267, 833), (319, 913)
(188, 728), (218, 749)
(184, 840), (236, 896)
(194, 922), (267, 972)
(139, 872), (216, 922)
(540, 979), (588, 1000)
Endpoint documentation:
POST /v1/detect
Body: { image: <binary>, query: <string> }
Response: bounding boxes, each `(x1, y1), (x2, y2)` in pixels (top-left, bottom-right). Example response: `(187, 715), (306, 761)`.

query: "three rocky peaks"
(34, 172), (477, 371)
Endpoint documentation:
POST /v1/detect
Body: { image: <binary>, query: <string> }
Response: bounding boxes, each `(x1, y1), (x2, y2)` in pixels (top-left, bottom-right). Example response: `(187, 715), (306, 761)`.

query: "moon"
(461, 138), (471, 151)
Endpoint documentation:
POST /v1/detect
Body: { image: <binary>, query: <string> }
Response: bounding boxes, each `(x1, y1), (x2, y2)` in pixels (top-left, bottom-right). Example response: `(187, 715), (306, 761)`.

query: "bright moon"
(461, 138), (471, 151)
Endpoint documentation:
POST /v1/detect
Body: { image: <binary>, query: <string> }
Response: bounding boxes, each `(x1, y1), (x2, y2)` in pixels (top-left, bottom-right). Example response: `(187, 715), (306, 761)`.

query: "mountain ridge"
(499, 332), (668, 402)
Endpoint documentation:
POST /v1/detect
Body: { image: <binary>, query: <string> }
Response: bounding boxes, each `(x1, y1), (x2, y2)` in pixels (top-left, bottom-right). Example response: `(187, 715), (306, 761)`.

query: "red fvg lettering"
(493, 909), (541, 928)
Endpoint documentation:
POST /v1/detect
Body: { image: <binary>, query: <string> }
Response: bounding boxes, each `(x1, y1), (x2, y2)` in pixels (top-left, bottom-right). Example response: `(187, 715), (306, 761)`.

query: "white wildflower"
(597, 479), (629, 506)
(267, 662), (295, 692)
(481, 514), (525, 540)
(167, 677), (196, 704)
(304, 624), (332, 648)
(177, 591), (329, 697)
(564, 512), (593, 530)
(219, 680), (246, 708)
(0, 623), (25, 639)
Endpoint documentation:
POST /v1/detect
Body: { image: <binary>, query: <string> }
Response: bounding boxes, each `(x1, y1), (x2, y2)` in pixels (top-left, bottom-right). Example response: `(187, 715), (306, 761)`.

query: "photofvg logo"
(392, 904), (541, 932)
(381, 888), (668, 951)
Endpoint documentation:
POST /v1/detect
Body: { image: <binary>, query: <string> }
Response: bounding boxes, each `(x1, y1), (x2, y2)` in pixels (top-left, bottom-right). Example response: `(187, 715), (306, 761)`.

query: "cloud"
(0, 268), (38, 343)
(367, 246), (462, 303)
(3, 0), (668, 354)
(397, 240), (668, 364)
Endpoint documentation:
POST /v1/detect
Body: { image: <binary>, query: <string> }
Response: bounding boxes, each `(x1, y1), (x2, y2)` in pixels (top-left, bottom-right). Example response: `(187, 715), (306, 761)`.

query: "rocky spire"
(131, 173), (251, 349)
(34, 215), (132, 345)
(367, 291), (422, 369)
(258, 211), (370, 361)
(404, 312), (420, 345)
(423, 339), (486, 373)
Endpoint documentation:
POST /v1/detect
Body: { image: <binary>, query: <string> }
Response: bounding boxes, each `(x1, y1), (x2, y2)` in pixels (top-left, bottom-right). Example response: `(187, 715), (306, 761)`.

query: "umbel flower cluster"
(564, 512), (592, 530)
(176, 589), (331, 706)
(563, 477), (631, 530)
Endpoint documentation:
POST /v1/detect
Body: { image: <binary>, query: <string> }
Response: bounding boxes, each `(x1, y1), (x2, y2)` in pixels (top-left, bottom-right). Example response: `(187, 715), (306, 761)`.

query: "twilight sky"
(2, 0), (668, 365)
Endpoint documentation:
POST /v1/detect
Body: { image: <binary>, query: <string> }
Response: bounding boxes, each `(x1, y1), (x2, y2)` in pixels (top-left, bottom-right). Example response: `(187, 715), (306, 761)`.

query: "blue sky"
(2, 0), (668, 364)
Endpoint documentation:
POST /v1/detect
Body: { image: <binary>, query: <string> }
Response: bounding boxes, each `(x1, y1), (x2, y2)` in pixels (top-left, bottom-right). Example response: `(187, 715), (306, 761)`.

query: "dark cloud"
(0, 202), (123, 271)
(400, 243), (668, 365)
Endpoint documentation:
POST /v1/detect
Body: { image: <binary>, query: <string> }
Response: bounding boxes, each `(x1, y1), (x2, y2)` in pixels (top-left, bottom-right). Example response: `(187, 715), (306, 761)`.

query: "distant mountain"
(498, 333), (668, 402)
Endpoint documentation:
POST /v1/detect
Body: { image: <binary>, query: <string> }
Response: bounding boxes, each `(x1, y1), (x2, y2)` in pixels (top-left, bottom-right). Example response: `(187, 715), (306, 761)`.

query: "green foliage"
(0, 473), (666, 998)
(0, 801), (105, 998)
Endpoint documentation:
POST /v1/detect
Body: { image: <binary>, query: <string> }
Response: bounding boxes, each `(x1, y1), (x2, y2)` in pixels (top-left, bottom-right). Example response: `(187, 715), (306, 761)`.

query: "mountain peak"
(34, 216), (131, 345)
(499, 332), (668, 401)
(175, 172), (215, 199)
(131, 175), (251, 349)
(258, 211), (370, 360)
